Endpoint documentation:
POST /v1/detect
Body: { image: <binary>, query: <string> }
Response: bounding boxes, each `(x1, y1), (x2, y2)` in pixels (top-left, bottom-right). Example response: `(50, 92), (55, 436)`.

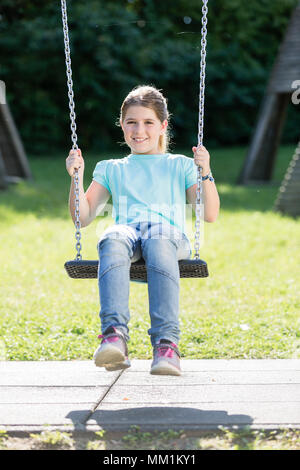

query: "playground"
(0, 146), (299, 361)
(1, 145), (299, 449)
(0, 0), (299, 452)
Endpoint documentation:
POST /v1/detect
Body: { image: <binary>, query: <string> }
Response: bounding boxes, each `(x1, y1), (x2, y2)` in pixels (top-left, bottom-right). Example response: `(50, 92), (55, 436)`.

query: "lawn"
(0, 145), (299, 361)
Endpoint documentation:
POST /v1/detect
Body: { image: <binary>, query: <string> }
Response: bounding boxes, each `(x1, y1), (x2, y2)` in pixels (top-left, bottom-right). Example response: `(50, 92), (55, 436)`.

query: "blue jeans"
(97, 222), (192, 347)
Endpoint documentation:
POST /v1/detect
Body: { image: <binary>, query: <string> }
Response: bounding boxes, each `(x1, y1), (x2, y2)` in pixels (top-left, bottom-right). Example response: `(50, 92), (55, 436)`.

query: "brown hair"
(119, 85), (171, 153)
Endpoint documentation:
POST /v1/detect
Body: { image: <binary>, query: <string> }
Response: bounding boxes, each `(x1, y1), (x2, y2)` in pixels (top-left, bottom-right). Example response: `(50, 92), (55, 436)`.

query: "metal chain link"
(61, 0), (208, 261)
(194, 0), (208, 260)
(61, 0), (82, 260)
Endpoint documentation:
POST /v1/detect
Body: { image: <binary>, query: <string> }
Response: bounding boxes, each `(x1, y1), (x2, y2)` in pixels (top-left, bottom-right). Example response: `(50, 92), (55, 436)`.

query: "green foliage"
(0, 0), (298, 154)
(29, 430), (73, 448)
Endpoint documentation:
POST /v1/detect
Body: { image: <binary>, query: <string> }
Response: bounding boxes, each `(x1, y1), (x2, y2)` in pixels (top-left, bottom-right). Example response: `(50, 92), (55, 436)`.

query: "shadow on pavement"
(67, 406), (253, 432)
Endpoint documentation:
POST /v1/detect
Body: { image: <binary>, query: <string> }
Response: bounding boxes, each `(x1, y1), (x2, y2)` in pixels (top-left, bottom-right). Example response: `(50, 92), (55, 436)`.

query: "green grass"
(1, 427), (300, 450)
(0, 145), (299, 360)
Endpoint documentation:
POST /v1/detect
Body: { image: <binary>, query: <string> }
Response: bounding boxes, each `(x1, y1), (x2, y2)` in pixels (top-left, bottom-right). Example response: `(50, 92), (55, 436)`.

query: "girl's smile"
(121, 105), (167, 154)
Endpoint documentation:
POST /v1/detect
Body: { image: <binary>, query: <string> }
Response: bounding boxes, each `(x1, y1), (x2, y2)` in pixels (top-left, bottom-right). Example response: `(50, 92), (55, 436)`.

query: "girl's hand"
(66, 148), (84, 177)
(192, 145), (211, 175)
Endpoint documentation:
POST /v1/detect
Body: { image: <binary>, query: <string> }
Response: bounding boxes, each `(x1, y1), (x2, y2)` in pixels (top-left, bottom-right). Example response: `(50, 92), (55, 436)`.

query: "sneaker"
(150, 339), (181, 376)
(93, 326), (131, 371)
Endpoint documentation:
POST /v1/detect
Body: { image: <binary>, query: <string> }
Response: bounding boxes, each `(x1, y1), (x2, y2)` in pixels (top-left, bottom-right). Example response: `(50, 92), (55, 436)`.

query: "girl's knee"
(142, 239), (180, 285)
(141, 239), (179, 270)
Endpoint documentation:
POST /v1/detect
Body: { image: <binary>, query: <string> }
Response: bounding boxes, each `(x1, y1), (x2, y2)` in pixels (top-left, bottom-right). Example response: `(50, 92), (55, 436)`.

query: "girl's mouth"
(133, 138), (148, 143)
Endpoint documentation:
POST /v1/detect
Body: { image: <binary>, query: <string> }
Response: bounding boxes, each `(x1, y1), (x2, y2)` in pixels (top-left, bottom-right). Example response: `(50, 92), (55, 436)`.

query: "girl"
(66, 85), (220, 376)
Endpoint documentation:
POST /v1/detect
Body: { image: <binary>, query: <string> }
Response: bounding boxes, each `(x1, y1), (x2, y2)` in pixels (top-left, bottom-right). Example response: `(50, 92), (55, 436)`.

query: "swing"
(61, 0), (209, 282)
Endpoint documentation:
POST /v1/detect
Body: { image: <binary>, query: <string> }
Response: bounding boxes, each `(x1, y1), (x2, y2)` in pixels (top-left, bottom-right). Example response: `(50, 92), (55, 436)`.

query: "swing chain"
(194, 0), (208, 260)
(61, 0), (82, 260)
(61, 0), (207, 262)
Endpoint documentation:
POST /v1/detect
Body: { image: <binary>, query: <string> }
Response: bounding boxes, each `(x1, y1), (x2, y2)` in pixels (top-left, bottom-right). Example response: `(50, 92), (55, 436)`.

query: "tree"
(0, 0), (298, 154)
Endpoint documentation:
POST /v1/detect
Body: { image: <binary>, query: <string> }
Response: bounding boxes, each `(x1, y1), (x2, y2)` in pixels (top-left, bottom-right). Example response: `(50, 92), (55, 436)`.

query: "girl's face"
(121, 105), (168, 155)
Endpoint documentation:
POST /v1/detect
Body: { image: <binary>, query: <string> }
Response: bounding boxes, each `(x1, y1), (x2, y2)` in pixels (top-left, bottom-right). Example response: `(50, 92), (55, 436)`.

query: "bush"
(0, 0), (298, 154)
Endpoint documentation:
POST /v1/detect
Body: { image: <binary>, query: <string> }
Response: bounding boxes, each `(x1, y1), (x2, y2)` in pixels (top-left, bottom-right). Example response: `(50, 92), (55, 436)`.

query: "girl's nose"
(134, 122), (144, 132)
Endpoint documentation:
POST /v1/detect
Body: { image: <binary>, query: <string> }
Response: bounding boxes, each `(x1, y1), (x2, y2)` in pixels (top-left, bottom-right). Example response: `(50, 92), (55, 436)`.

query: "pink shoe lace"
(156, 342), (180, 358)
(98, 327), (122, 344)
(98, 334), (119, 344)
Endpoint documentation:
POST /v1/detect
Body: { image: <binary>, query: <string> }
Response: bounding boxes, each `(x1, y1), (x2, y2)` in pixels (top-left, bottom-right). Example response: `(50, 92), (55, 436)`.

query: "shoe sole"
(105, 360), (131, 371)
(150, 360), (181, 376)
(94, 344), (131, 371)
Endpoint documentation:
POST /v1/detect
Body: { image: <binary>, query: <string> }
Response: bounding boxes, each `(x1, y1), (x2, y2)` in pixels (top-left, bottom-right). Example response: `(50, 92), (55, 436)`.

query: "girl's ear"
(160, 119), (168, 134)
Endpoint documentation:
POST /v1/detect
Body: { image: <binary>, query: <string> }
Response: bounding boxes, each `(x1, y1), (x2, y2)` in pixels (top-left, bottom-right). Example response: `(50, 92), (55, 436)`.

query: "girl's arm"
(66, 149), (110, 227)
(186, 145), (220, 223)
(84, 180), (111, 226)
(186, 180), (220, 223)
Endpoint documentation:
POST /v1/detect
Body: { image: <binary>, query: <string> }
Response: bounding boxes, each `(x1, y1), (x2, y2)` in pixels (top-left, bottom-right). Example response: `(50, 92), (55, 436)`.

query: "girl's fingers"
(69, 148), (82, 157)
(66, 149), (83, 176)
(68, 149), (83, 164)
(193, 145), (209, 169)
(192, 145), (206, 150)
(193, 146), (207, 155)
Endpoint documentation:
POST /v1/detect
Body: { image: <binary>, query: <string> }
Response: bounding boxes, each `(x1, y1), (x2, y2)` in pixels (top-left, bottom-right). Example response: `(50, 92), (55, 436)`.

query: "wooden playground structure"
(0, 100), (32, 189)
(238, 1), (300, 216)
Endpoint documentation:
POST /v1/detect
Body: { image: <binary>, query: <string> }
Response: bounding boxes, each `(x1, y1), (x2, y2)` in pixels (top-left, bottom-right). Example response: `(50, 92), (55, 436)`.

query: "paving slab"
(0, 361), (121, 432)
(0, 360), (120, 386)
(0, 386), (108, 404)
(116, 370), (300, 385)
(100, 384), (300, 403)
(0, 360), (299, 434)
(0, 404), (90, 428)
(126, 359), (300, 371)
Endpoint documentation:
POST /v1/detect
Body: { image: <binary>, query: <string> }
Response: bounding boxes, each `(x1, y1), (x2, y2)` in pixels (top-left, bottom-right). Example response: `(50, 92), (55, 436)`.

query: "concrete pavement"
(0, 360), (300, 434)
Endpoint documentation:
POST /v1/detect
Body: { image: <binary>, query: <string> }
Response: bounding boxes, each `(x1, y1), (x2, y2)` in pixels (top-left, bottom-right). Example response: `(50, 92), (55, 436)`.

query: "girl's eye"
(127, 121), (153, 124)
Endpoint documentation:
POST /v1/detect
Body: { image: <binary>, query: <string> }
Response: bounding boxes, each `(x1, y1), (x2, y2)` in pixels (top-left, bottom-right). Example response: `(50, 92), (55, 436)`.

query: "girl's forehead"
(124, 105), (158, 120)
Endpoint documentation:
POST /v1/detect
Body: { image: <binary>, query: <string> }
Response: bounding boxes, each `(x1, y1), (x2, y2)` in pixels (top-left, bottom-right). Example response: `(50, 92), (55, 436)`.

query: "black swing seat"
(64, 258), (209, 282)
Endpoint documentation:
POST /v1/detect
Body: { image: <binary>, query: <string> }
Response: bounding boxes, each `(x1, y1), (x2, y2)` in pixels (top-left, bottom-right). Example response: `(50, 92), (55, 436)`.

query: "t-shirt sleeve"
(183, 156), (198, 190)
(92, 160), (111, 193)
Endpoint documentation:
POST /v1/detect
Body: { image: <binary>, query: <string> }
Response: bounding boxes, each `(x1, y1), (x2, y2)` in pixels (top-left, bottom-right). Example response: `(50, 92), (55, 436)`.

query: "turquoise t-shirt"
(92, 153), (198, 236)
